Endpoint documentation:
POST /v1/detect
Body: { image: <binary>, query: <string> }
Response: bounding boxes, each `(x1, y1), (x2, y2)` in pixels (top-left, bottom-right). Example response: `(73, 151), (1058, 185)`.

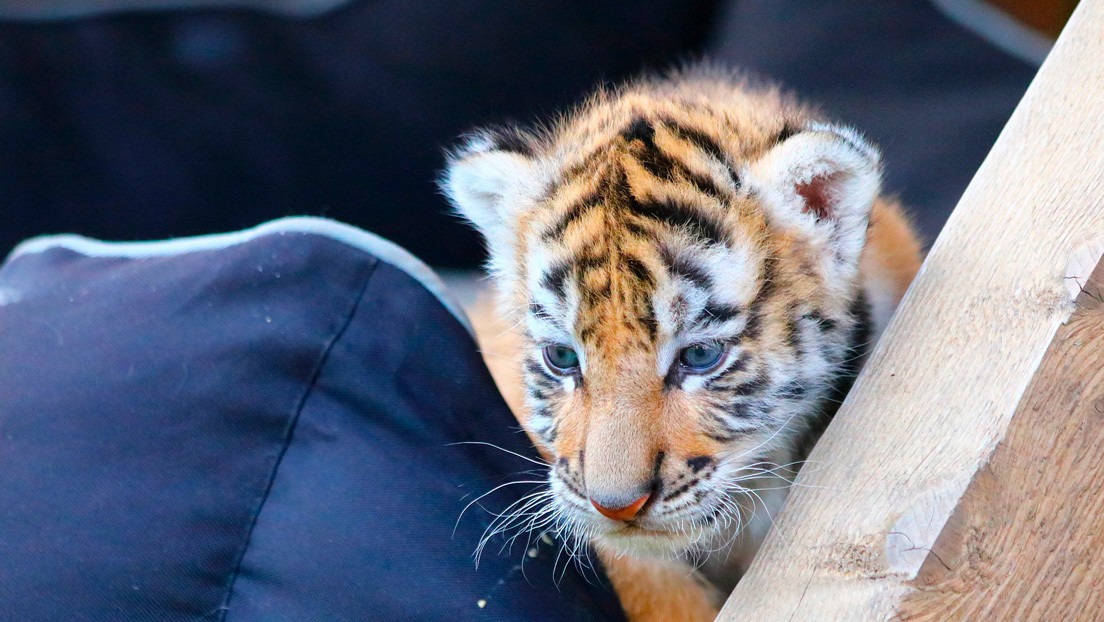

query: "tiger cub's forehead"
(520, 180), (766, 350)
(525, 236), (762, 345)
(513, 90), (803, 350)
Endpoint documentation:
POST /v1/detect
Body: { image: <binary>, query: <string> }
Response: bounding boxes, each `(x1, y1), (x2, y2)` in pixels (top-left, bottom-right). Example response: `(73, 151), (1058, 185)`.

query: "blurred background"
(0, 0), (1076, 267)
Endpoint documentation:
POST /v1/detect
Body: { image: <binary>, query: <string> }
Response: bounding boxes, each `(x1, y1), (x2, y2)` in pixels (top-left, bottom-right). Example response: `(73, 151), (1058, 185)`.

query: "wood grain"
(718, 0), (1104, 619)
(898, 259), (1104, 620)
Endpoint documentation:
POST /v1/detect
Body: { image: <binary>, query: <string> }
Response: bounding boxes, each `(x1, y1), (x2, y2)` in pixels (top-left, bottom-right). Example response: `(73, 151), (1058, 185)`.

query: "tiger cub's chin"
(445, 66), (922, 618)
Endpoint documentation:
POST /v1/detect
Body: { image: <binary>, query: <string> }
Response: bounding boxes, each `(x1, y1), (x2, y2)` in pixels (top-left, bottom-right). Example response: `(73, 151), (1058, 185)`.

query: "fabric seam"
(214, 257), (379, 621)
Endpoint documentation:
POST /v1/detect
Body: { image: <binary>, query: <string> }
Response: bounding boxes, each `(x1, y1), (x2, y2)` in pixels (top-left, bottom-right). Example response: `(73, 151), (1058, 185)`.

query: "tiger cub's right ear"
(441, 128), (546, 252)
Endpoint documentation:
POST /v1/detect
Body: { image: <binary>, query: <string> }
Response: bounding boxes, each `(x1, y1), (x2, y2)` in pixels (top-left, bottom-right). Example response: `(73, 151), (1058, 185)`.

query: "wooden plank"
(898, 259), (1104, 620)
(718, 0), (1104, 619)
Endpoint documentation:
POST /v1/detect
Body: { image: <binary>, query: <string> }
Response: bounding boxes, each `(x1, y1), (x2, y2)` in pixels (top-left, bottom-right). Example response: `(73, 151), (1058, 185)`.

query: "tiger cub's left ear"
(747, 122), (882, 268)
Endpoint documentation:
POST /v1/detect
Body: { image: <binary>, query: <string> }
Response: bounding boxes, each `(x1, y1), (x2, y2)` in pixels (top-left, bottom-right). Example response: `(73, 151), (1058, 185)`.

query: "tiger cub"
(442, 68), (921, 622)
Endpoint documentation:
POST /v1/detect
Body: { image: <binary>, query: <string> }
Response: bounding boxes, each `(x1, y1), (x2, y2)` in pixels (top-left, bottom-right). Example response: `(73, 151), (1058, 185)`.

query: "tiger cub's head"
(442, 77), (881, 557)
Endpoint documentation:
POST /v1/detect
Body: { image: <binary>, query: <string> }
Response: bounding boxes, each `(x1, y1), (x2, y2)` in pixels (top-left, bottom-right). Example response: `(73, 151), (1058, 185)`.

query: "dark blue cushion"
(0, 218), (625, 622)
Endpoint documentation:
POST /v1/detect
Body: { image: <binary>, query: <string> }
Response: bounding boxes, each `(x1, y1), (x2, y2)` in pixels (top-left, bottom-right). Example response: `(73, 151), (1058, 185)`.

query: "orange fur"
(448, 68), (922, 621)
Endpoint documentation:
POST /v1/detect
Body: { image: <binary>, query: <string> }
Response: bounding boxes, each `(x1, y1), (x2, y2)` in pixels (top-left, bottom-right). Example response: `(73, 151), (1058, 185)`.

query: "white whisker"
(446, 440), (551, 467)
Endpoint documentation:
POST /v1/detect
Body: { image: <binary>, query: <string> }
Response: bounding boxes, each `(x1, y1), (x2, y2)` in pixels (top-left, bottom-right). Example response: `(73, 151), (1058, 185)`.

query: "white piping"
(6, 216), (473, 335)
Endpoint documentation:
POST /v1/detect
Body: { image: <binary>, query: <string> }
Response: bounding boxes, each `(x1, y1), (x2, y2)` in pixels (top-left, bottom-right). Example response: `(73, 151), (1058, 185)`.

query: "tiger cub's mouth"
(546, 459), (763, 558)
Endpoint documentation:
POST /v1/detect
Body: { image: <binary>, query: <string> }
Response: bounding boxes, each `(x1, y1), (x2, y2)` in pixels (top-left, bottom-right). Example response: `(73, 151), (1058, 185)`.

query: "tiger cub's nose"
(589, 492), (652, 522)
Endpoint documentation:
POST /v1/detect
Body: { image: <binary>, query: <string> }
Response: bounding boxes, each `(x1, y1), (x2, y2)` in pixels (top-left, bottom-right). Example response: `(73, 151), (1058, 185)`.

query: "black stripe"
(623, 255), (654, 287)
(641, 298), (658, 342)
(659, 248), (712, 290)
(686, 456), (713, 473)
(784, 316), (802, 351)
(802, 309), (837, 333)
(662, 119), (728, 165)
(824, 127), (865, 156)
(706, 400), (767, 441)
(651, 451), (666, 482)
(529, 301), (552, 320)
(777, 381), (807, 399)
(645, 152), (728, 201)
(661, 480), (694, 502)
(623, 118), (666, 180)
(729, 368), (769, 396)
(681, 169), (729, 202)
(753, 255), (779, 306)
(561, 149), (605, 182)
(776, 122), (801, 143)
(627, 196), (729, 247)
(529, 404), (556, 441)
(626, 117), (729, 201)
(742, 309), (762, 340)
(583, 281), (611, 304)
(528, 368), (559, 386)
(726, 354), (747, 375)
(622, 117), (656, 144)
(635, 143), (676, 180)
(542, 192), (601, 240)
(663, 361), (683, 390)
(703, 356), (747, 390)
(542, 262), (571, 300)
(794, 290), (872, 458)
(525, 358), (555, 381)
(485, 126), (536, 156)
(558, 464), (588, 500)
(575, 252), (607, 279)
(742, 255), (778, 338)
(578, 320), (598, 344)
(723, 401), (751, 420)
(697, 300), (742, 324)
(661, 118), (741, 189)
(623, 219), (655, 240)
(843, 293), (873, 380)
(529, 402), (553, 418)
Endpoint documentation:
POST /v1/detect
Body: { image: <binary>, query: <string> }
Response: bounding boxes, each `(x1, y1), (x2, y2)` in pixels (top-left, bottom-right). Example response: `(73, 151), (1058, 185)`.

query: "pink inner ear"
(795, 171), (842, 220)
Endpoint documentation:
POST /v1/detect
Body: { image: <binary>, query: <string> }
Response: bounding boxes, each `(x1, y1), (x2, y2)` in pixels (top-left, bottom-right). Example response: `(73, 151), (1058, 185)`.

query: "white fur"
(650, 243), (757, 379)
(745, 123), (881, 278)
(442, 143), (547, 292)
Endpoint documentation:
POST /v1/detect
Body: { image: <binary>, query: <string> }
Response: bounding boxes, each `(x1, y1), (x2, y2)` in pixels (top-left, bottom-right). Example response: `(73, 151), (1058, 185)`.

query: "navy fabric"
(0, 222), (625, 621)
(0, 0), (720, 266)
(0, 0), (1036, 263)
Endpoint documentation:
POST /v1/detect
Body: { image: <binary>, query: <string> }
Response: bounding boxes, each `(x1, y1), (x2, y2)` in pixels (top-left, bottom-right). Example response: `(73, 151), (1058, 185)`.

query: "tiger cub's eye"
(542, 344), (580, 375)
(678, 343), (725, 372)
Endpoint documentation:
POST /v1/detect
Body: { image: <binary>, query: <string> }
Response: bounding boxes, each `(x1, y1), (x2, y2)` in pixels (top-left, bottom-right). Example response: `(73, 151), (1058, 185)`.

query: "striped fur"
(444, 68), (921, 621)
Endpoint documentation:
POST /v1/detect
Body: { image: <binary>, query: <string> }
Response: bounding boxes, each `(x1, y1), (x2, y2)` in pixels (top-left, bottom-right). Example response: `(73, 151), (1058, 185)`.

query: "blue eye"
(543, 344), (580, 374)
(678, 343), (725, 372)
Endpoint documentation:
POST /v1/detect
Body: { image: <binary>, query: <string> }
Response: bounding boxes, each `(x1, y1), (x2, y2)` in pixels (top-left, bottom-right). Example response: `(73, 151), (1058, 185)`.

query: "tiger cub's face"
(443, 83), (881, 557)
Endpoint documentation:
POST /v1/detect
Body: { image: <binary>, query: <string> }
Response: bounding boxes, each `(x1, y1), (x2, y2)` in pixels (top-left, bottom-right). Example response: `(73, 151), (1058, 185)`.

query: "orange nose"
(590, 493), (651, 522)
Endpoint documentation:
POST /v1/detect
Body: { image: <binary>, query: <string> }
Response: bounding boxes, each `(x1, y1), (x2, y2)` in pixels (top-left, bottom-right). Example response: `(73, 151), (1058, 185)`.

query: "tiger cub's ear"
(441, 128), (546, 263)
(747, 122), (882, 269)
